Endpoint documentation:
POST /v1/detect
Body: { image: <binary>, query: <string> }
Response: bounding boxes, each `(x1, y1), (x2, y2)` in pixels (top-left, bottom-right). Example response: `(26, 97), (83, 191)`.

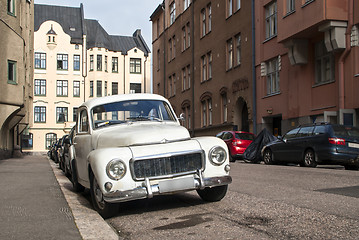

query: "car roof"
(80, 93), (170, 110)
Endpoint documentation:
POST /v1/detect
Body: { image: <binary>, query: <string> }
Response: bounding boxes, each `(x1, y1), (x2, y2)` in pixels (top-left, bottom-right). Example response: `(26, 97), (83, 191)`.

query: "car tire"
(70, 160), (85, 192)
(303, 149), (317, 167)
(229, 154), (235, 162)
(90, 171), (119, 219)
(263, 148), (275, 165)
(197, 185), (228, 202)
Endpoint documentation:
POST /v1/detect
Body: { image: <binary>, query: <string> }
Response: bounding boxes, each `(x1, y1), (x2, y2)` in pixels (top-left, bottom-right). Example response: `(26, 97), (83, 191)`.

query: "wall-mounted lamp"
(267, 108), (273, 114)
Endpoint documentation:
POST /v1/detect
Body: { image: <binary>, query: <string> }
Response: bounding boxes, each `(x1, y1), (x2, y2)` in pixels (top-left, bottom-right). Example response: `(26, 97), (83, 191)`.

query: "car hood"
(94, 122), (191, 149)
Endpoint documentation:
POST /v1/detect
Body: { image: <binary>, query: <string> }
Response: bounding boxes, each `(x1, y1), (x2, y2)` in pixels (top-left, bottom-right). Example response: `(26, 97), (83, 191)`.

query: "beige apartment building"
(25, 4), (150, 153)
(0, 0), (34, 159)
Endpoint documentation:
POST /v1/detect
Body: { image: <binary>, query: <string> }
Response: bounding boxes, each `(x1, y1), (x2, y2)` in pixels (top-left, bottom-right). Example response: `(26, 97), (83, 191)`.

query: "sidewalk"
(0, 154), (119, 240)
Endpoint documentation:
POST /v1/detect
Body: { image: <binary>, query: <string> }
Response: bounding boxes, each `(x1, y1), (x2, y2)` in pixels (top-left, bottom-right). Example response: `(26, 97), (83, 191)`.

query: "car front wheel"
(197, 185), (228, 202)
(303, 149), (317, 167)
(263, 149), (275, 165)
(90, 171), (119, 219)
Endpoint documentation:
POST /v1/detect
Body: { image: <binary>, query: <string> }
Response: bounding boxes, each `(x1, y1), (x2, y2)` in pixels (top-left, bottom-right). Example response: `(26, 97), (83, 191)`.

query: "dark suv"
(262, 123), (359, 170)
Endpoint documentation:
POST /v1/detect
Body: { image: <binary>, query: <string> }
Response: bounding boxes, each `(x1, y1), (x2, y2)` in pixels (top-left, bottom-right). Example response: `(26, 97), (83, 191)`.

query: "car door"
(73, 107), (92, 184)
(222, 132), (234, 153)
(293, 126), (315, 162)
(272, 128), (300, 161)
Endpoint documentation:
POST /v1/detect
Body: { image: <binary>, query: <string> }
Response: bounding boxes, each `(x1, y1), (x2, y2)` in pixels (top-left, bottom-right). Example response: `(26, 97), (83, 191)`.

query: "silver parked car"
(71, 94), (232, 218)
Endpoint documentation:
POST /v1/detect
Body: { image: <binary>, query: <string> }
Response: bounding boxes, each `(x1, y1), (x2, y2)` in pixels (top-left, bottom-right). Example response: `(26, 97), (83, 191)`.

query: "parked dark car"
(49, 140), (59, 163)
(216, 131), (255, 162)
(262, 123), (359, 170)
(63, 127), (75, 177)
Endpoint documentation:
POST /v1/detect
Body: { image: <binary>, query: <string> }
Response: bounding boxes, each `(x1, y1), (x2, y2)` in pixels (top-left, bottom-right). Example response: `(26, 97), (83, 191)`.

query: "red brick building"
(151, 0), (254, 136)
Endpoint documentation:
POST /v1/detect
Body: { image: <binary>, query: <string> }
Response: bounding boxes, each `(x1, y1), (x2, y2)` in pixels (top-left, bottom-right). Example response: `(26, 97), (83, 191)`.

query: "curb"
(49, 159), (120, 240)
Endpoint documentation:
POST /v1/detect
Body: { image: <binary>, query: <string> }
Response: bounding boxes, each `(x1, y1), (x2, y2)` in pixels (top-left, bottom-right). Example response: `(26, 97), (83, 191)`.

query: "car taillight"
(232, 140), (242, 146)
(328, 138), (346, 145)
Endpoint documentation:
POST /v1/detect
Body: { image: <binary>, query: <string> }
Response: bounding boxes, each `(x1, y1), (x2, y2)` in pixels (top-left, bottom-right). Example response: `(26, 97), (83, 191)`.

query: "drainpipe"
(251, 0), (257, 134)
(144, 56), (148, 93)
(123, 54), (126, 94)
(191, 0), (195, 137)
(162, 3), (166, 97)
(338, 0), (353, 116)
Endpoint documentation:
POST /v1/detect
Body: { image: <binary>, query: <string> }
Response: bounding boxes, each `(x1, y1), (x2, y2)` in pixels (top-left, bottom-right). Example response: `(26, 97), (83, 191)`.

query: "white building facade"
(25, 4), (151, 153)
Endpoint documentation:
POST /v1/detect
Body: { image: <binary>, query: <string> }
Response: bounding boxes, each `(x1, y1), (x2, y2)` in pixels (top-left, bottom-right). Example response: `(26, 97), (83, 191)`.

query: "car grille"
(132, 152), (203, 180)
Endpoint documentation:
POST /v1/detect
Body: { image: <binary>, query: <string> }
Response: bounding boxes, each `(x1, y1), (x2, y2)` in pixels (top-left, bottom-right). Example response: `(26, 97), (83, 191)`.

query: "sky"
(34, 0), (164, 51)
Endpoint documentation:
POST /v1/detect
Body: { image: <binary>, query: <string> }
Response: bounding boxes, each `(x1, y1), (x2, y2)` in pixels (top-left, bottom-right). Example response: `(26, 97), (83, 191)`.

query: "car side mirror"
(178, 113), (185, 122)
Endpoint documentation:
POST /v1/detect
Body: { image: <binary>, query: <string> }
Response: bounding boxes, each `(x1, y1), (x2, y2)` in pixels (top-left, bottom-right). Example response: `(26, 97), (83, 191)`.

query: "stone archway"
(234, 97), (250, 132)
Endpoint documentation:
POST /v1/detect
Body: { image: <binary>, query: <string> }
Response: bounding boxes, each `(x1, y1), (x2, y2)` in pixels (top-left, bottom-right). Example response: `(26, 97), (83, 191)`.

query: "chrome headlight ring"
(208, 146), (227, 166)
(106, 159), (126, 180)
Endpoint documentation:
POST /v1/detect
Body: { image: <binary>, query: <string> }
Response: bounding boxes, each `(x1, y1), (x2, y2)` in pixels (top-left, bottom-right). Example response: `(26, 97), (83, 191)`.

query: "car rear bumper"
(317, 150), (359, 166)
(103, 174), (232, 203)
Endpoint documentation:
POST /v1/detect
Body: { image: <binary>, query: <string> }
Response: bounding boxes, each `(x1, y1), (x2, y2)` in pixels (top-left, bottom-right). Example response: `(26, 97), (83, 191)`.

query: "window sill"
(263, 35), (277, 44)
(7, 81), (17, 85)
(312, 80), (335, 88)
(283, 10), (296, 19)
(263, 91), (281, 98)
(302, 0), (315, 8)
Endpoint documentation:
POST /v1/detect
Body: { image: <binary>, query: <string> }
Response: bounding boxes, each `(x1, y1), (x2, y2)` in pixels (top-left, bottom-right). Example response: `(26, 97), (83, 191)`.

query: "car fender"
(193, 136), (230, 178)
(87, 147), (137, 194)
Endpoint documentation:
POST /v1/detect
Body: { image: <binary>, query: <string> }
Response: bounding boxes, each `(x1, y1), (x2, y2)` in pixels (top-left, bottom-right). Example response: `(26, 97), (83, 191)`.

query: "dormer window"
(46, 25), (57, 48)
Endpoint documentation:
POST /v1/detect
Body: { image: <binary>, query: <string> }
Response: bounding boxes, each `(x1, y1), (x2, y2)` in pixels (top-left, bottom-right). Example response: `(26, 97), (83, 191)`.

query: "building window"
(286, 0), (295, 13)
(34, 79), (46, 96)
(182, 27), (186, 51)
(168, 38), (173, 61)
(201, 8), (206, 37)
(7, 60), (16, 84)
(45, 133), (57, 150)
(73, 107), (78, 122)
(201, 97), (212, 127)
(56, 80), (68, 96)
(315, 41), (335, 85)
(97, 80), (102, 97)
(97, 55), (102, 71)
(235, 33), (241, 66)
(56, 107), (68, 123)
(187, 23), (191, 48)
(112, 82), (118, 95)
(221, 93), (228, 123)
(22, 133), (33, 149)
(105, 56), (108, 72)
(170, 1), (176, 25)
(157, 49), (161, 71)
(7, 0), (15, 16)
(227, 0), (233, 17)
(208, 52), (212, 80)
(187, 65), (191, 89)
(266, 57), (280, 95)
(172, 35), (176, 59)
(35, 52), (46, 69)
(182, 104), (191, 129)
(57, 54), (68, 70)
(236, 0), (241, 11)
(73, 81), (80, 97)
(90, 55), (94, 71)
(201, 55), (207, 82)
(265, 1), (277, 39)
(130, 83), (141, 93)
(227, 39), (233, 70)
(130, 58), (141, 74)
(90, 81), (94, 97)
(104, 81), (108, 96)
(112, 57), (118, 73)
(34, 106), (46, 123)
(183, 0), (191, 11)
(73, 55), (80, 71)
(168, 74), (176, 97)
(208, 4), (212, 33)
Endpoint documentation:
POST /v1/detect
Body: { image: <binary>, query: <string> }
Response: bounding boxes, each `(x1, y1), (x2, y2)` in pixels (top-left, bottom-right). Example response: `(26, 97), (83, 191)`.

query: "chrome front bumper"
(103, 174), (232, 203)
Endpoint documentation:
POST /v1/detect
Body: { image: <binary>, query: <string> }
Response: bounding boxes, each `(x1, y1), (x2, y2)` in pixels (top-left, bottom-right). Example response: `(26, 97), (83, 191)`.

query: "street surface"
(103, 162), (359, 240)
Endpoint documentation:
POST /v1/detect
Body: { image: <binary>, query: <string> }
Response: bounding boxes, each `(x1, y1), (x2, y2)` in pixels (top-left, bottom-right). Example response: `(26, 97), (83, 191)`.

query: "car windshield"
(235, 133), (255, 140)
(91, 100), (177, 129)
(332, 125), (359, 137)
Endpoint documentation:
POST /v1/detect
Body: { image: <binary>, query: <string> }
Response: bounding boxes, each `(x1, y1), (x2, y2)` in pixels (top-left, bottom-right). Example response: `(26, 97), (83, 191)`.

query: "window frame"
(56, 80), (68, 97)
(265, 1), (277, 40)
(56, 107), (68, 123)
(96, 80), (102, 97)
(34, 106), (46, 123)
(112, 57), (118, 73)
(34, 79), (46, 96)
(57, 54), (68, 70)
(73, 55), (80, 71)
(7, 60), (17, 84)
(130, 58), (141, 74)
(266, 57), (280, 95)
(73, 80), (80, 97)
(97, 55), (102, 71)
(35, 52), (46, 69)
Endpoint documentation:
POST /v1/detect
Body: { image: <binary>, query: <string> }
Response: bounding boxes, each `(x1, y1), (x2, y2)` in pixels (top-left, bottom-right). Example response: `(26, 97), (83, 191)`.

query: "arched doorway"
(234, 97), (250, 132)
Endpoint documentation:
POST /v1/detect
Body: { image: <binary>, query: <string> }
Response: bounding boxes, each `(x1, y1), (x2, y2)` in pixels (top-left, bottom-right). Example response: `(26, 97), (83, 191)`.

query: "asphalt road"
(104, 162), (359, 240)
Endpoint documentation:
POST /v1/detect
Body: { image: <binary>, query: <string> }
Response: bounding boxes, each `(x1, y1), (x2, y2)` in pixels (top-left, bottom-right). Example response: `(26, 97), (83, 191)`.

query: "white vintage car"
(71, 94), (232, 218)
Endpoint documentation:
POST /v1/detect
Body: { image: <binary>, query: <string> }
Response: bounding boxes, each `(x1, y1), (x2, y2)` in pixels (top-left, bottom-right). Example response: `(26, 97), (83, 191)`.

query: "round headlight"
(208, 146), (227, 165)
(106, 159), (126, 180)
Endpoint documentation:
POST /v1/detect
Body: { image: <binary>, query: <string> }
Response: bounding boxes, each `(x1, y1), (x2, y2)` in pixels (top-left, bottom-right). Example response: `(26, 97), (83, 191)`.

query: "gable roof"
(34, 4), (150, 55)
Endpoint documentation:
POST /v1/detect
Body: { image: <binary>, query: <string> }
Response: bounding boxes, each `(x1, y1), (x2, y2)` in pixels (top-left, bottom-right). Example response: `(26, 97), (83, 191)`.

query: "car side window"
(216, 132), (224, 139)
(79, 110), (89, 133)
(283, 128), (299, 140)
(223, 132), (233, 140)
(297, 126), (314, 137)
(313, 125), (326, 135)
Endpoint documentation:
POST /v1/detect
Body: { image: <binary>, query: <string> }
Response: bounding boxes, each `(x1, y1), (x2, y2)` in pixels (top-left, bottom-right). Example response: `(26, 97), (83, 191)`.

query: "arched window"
(45, 133), (57, 149)
(200, 92), (212, 127)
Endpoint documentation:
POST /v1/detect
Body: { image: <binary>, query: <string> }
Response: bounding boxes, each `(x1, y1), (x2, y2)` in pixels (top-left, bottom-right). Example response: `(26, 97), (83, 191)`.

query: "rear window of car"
(332, 125), (359, 137)
(297, 127), (314, 137)
(235, 133), (255, 140)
